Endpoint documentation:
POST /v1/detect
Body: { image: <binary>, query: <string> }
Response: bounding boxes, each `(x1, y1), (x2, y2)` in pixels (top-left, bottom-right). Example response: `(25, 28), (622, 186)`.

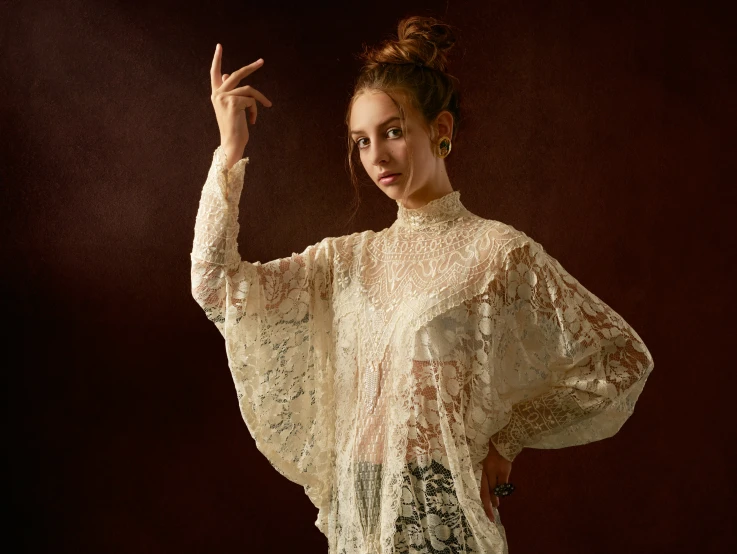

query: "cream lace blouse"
(191, 146), (654, 554)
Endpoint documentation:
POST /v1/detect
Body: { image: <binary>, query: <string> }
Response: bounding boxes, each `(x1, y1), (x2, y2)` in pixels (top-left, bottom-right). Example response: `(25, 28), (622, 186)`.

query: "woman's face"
(349, 90), (438, 203)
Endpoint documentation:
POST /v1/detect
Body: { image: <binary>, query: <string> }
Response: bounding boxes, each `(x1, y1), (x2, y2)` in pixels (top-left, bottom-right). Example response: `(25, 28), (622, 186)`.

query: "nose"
(369, 141), (390, 167)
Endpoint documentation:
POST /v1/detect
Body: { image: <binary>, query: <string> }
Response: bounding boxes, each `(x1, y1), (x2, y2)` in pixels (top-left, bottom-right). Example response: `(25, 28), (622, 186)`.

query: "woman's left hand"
(480, 439), (513, 523)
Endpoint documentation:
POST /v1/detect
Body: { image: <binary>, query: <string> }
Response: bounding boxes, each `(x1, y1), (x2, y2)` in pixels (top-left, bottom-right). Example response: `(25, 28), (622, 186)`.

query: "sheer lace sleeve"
(191, 145), (251, 334)
(487, 239), (654, 462)
(190, 146), (336, 530)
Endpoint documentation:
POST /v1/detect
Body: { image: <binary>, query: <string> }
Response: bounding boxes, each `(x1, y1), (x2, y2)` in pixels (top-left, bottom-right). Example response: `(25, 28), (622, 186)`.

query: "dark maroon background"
(4, 0), (735, 552)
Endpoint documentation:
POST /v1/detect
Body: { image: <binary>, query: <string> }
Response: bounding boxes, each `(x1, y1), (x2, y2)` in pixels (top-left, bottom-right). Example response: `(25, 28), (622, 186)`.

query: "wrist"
(489, 432), (521, 463)
(220, 141), (246, 170)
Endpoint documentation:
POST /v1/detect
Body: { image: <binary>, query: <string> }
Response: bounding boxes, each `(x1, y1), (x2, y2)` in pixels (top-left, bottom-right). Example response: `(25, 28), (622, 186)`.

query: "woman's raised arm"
(189, 46), (337, 527)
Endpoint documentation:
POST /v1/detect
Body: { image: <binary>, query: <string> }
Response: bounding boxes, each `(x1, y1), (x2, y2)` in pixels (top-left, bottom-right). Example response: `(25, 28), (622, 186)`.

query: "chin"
(377, 184), (406, 200)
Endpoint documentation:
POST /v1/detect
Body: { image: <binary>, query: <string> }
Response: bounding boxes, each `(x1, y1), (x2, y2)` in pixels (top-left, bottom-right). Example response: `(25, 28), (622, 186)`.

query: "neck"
(397, 159), (453, 209)
(395, 189), (466, 230)
(398, 185), (454, 209)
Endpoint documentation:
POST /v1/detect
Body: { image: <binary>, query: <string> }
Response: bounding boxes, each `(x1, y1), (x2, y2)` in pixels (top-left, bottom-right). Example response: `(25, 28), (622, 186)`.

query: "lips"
(378, 173), (401, 185)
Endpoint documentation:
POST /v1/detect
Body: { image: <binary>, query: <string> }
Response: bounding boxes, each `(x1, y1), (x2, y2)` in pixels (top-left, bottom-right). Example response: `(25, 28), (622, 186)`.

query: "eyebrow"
(350, 116), (401, 136)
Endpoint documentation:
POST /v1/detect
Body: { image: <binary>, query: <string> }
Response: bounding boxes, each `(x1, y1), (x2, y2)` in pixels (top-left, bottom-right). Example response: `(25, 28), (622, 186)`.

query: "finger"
(221, 58), (264, 92)
(245, 97), (258, 124)
(210, 43), (222, 93)
(480, 469), (495, 522)
(225, 84), (273, 107)
(233, 97), (258, 125)
(495, 467), (512, 505)
(222, 73), (229, 86)
(483, 459), (500, 508)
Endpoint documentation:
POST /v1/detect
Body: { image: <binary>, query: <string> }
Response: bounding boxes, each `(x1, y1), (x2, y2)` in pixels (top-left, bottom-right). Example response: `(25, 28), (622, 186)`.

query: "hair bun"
(360, 15), (457, 73)
(397, 16), (456, 71)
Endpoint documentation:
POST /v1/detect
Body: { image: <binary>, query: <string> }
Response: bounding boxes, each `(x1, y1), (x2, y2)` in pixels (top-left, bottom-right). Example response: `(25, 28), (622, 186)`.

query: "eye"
(355, 128), (403, 150)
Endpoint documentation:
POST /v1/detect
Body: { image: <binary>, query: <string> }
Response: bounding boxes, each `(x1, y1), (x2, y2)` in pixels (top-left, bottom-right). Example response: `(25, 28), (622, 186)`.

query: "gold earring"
(436, 136), (452, 158)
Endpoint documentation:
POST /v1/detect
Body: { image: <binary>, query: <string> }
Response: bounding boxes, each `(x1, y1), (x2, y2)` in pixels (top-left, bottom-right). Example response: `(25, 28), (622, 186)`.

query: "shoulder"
(328, 228), (377, 249)
(307, 228), (379, 261)
(472, 217), (565, 280)
(462, 213), (546, 265)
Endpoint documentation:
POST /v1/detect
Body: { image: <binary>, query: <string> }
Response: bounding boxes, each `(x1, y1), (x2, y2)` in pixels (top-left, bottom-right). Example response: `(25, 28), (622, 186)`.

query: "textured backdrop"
(4, 0), (735, 552)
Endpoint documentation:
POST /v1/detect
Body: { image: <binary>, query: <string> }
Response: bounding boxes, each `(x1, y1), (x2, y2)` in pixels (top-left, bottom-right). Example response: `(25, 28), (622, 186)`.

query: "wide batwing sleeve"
(487, 238), (654, 463)
(190, 146), (335, 531)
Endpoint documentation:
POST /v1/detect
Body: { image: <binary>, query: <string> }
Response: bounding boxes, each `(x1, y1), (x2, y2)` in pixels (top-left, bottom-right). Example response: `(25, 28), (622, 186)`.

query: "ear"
(434, 111), (454, 140)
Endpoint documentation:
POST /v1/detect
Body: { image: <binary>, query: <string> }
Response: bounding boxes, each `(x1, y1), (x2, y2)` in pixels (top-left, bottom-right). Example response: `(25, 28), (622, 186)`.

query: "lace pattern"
(191, 146), (655, 553)
(485, 241), (654, 461)
(395, 190), (467, 229)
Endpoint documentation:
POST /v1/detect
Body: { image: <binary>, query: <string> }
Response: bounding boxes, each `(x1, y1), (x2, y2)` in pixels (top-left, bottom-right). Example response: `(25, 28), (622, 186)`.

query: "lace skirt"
(353, 458), (506, 553)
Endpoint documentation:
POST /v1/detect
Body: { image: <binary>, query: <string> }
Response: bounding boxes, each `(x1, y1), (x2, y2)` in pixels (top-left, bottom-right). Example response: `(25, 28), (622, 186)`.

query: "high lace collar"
(395, 190), (466, 230)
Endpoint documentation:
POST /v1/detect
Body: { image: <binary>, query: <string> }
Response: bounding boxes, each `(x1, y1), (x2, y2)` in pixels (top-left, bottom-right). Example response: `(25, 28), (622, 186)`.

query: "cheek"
(392, 141), (409, 162)
(406, 144), (428, 168)
(358, 151), (371, 172)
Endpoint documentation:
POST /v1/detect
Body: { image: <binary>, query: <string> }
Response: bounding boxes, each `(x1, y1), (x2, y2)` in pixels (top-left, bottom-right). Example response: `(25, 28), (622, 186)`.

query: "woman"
(191, 16), (654, 554)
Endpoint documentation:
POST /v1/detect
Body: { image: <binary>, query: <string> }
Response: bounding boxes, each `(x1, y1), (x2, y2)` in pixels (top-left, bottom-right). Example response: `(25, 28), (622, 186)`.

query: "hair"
(341, 15), (462, 229)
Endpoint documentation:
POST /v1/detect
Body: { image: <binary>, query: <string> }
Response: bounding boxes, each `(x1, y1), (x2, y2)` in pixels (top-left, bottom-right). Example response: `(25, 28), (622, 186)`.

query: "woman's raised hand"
(210, 43), (273, 167)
